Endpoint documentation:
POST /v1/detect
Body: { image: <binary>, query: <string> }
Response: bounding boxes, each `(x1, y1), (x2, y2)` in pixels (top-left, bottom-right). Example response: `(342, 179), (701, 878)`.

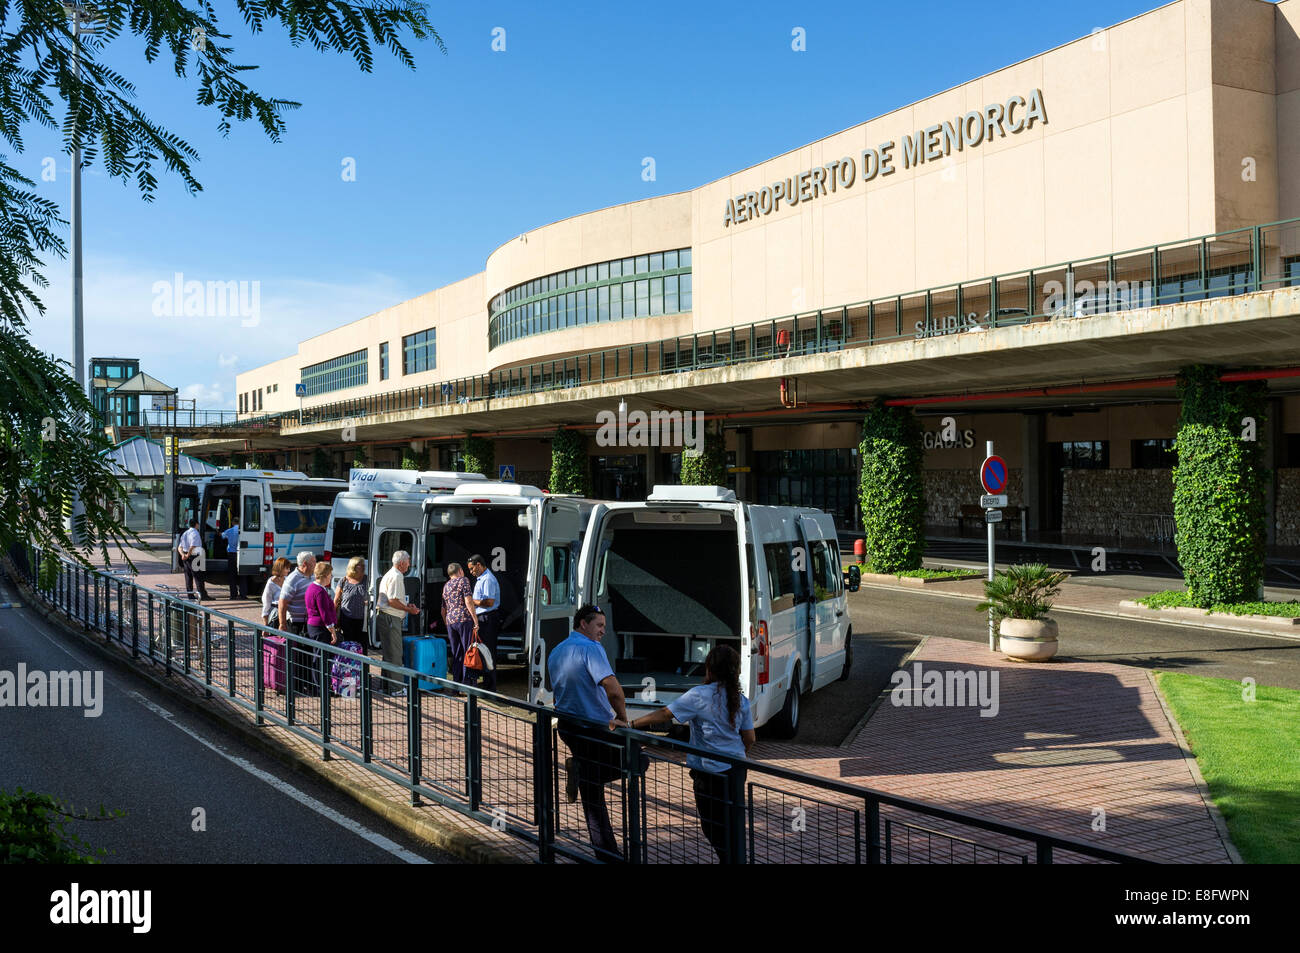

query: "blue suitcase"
(402, 636), (448, 692)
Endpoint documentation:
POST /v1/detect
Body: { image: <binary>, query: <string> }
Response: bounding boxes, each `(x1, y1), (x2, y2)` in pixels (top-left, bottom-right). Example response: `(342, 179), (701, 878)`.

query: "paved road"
(847, 582), (1300, 690)
(0, 576), (458, 864)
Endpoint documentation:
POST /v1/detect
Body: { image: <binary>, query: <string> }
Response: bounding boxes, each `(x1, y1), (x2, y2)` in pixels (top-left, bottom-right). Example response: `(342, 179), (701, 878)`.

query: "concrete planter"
(860, 571), (984, 588)
(999, 617), (1059, 661)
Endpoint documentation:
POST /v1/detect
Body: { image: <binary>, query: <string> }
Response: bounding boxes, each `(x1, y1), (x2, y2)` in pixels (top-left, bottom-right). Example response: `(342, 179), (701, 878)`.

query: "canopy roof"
(102, 436), (217, 479)
(109, 371), (176, 395)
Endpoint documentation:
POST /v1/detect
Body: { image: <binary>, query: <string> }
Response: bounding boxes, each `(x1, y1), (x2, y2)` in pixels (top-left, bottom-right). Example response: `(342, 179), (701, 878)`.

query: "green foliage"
(680, 428), (726, 486)
(1172, 366), (1268, 606)
(0, 332), (140, 574)
(310, 448), (332, 478)
(462, 436), (494, 477)
(975, 563), (1068, 622)
(1138, 589), (1300, 618)
(867, 565), (980, 579)
(857, 400), (925, 573)
(0, 2), (436, 569)
(350, 444), (370, 470)
(0, 787), (123, 863)
(400, 445), (428, 471)
(549, 428), (589, 495)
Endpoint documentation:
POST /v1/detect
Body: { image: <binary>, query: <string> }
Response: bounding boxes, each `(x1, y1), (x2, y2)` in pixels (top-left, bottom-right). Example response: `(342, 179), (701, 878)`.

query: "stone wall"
(924, 469), (1024, 526)
(1276, 469), (1300, 547)
(1061, 469), (1173, 537)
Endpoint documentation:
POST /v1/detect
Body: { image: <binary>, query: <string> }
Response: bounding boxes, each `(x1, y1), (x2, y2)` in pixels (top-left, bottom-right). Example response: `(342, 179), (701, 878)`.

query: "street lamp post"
(64, 2), (96, 545)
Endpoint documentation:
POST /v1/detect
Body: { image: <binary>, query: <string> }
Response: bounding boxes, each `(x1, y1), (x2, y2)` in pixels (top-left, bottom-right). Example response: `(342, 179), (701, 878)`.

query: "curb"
(1118, 599), (1300, 628)
(859, 571), (984, 588)
(1146, 671), (1244, 865)
(2, 563), (522, 865)
(839, 635), (930, 748)
(855, 580), (1300, 640)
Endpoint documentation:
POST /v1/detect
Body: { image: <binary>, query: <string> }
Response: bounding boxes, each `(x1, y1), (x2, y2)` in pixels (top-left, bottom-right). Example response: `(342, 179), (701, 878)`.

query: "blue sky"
(23, 0), (1173, 409)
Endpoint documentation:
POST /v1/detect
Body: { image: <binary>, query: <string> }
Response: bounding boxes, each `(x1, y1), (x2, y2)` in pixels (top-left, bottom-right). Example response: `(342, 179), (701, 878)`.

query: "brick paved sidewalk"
(74, 540), (1234, 863)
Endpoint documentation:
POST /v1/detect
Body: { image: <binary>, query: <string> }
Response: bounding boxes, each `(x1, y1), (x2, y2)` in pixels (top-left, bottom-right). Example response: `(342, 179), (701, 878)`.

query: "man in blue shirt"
(548, 604), (631, 862)
(467, 554), (502, 692)
(221, 518), (246, 600)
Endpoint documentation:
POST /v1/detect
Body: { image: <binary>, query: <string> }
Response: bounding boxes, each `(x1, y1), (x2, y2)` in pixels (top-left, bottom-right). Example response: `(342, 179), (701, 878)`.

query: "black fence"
(7, 545), (1153, 865)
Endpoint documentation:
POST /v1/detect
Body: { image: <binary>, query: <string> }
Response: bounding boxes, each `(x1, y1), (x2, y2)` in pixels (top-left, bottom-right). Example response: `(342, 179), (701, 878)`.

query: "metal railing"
(214, 216), (1300, 435)
(7, 544), (1155, 864)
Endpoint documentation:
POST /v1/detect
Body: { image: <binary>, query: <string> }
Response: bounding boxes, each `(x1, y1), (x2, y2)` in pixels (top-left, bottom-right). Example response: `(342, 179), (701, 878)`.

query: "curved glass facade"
(489, 248), (692, 350)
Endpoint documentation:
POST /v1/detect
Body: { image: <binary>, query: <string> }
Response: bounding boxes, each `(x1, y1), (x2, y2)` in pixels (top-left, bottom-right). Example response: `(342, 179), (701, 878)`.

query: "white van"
(323, 469), (489, 566)
(369, 482), (594, 666)
(532, 485), (860, 739)
(196, 470), (347, 591)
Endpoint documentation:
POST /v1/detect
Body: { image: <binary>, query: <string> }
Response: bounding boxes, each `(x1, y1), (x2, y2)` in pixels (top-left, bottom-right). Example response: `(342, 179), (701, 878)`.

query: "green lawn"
(854, 564), (980, 579)
(1156, 671), (1300, 863)
(1139, 589), (1300, 618)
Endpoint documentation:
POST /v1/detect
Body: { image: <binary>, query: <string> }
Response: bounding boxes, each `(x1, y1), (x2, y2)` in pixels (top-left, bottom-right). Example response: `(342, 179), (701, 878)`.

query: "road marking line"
(122, 688), (431, 864)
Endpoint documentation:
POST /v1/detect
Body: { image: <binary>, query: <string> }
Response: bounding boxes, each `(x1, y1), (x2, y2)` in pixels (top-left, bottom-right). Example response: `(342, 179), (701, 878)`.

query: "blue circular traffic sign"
(980, 455), (1008, 494)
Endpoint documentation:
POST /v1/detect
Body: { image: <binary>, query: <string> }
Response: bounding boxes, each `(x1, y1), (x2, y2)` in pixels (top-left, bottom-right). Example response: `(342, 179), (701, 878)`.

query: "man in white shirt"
(176, 519), (210, 601)
(377, 550), (420, 696)
(467, 554), (502, 692)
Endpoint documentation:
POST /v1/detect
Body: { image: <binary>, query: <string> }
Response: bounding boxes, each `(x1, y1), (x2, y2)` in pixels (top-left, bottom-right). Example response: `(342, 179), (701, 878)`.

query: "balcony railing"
(224, 216), (1300, 433)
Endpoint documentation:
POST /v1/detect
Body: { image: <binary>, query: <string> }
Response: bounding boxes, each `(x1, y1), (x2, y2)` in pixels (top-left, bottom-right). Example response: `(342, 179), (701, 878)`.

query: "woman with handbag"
(335, 557), (369, 651)
(440, 562), (477, 685)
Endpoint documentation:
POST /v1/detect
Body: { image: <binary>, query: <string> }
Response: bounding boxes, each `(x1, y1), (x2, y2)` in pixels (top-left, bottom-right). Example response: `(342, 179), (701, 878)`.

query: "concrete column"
(1021, 412), (1045, 534)
(735, 427), (753, 500)
(645, 447), (660, 496)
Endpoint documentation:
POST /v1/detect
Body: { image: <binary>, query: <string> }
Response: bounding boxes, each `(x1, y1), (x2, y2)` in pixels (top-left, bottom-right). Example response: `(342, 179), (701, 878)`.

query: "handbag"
(464, 637), (494, 672)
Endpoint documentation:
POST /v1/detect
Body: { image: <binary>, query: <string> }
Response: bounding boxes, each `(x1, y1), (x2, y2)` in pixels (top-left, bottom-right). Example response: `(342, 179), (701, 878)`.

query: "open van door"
(800, 513), (847, 691)
(527, 499), (585, 705)
(368, 500), (424, 649)
(238, 479), (267, 587)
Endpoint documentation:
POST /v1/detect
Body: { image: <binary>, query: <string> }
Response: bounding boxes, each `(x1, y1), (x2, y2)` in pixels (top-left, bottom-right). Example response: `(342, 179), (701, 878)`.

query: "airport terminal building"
(224, 0), (1300, 550)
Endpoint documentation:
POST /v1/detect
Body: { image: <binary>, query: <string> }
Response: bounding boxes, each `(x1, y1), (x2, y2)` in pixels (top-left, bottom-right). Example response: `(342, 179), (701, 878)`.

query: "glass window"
(567, 291), (576, 327)
(650, 252), (663, 272)
(598, 262), (609, 281)
(650, 277), (663, 316)
(567, 269), (577, 286)
(622, 257), (634, 276)
(379, 341), (389, 380)
(586, 288), (597, 323)
(763, 542), (796, 612)
(242, 495), (261, 532)
(610, 259), (622, 278)
(664, 250), (678, 270)
(610, 283), (622, 321)
(635, 255), (649, 275)
(681, 273), (693, 311)
(636, 279), (649, 317)
(598, 285), (610, 321)
(680, 248), (692, 268)
(665, 274), (679, 313)
(576, 289), (586, 326)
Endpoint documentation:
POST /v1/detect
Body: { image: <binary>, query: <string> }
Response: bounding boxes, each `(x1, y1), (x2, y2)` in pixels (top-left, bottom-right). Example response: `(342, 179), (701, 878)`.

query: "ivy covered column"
(549, 428), (590, 495)
(857, 399), (925, 573)
(680, 426), (727, 486)
(462, 436), (495, 477)
(1172, 365), (1269, 605)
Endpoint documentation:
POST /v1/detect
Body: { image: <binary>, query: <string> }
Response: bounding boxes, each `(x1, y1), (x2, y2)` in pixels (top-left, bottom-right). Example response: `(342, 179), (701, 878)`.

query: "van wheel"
(839, 631), (853, 682)
(770, 665), (801, 739)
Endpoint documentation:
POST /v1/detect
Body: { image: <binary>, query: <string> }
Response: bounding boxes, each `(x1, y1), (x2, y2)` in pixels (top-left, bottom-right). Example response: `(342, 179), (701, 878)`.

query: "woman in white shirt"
(630, 644), (754, 863)
(261, 557), (291, 626)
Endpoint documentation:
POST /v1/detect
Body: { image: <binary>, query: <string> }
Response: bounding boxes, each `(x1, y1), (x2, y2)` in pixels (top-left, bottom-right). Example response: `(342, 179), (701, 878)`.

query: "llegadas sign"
(723, 89), (1047, 227)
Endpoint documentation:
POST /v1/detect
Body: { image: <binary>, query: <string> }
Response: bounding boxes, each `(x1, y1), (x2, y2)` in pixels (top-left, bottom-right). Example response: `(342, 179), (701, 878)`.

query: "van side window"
(543, 543), (573, 605)
(242, 496), (260, 533)
(763, 542), (797, 613)
(811, 540), (838, 600)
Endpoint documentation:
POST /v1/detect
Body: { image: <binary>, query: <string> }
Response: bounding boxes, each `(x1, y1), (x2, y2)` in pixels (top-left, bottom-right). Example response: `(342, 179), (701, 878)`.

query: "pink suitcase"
(262, 635), (287, 694)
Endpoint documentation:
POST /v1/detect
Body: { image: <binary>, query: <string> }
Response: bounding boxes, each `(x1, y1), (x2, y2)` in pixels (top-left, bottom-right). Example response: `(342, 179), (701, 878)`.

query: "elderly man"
(377, 550), (420, 696)
(277, 551), (317, 695)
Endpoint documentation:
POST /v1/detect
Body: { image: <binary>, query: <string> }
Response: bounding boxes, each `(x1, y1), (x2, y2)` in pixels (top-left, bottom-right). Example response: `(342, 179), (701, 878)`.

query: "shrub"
(1172, 366), (1268, 606)
(462, 436), (494, 477)
(549, 428), (589, 495)
(680, 427), (727, 486)
(857, 400), (925, 572)
(975, 563), (1069, 624)
(0, 788), (121, 863)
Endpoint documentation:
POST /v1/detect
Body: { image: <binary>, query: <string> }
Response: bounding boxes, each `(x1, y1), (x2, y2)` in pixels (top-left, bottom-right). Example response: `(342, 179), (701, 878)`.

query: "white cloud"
(24, 254), (413, 410)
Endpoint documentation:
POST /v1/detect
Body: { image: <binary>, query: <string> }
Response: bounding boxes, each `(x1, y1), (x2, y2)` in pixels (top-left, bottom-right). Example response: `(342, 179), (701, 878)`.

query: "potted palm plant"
(975, 563), (1069, 661)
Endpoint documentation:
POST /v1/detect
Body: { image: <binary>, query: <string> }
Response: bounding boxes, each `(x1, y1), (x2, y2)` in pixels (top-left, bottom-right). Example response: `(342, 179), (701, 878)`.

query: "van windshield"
(270, 485), (339, 535)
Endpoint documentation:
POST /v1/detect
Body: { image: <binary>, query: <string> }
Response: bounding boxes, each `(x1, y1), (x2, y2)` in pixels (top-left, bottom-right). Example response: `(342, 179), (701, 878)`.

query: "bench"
(956, 504), (1027, 541)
